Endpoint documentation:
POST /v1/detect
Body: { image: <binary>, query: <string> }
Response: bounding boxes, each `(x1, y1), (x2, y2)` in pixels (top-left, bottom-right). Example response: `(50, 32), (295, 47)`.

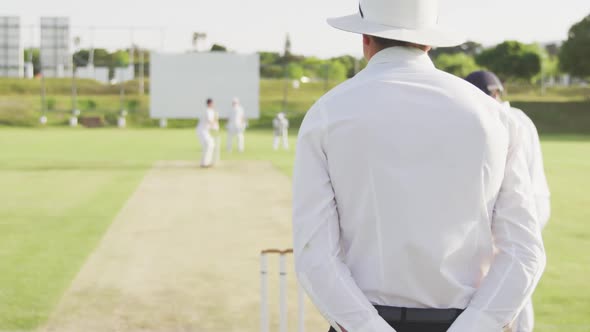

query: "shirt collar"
(368, 47), (435, 69)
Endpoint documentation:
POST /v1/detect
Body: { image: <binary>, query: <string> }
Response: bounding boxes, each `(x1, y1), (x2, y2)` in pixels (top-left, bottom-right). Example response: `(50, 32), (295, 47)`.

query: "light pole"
(281, 34), (291, 113)
(118, 62), (127, 128)
(70, 36), (81, 127)
(139, 48), (144, 95)
(25, 25), (34, 79)
(39, 27), (47, 125)
(40, 69), (47, 125)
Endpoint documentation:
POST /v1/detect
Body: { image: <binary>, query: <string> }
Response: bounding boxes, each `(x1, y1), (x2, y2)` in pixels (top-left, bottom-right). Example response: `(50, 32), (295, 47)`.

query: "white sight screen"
(150, 52), (260, 120)
(0, 16), (22, 77)
(40, 17), (70, 77)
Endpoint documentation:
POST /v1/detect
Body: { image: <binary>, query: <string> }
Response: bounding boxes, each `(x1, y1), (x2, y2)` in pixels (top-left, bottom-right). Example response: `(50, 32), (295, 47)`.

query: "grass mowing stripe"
(0, 170), (147, 330)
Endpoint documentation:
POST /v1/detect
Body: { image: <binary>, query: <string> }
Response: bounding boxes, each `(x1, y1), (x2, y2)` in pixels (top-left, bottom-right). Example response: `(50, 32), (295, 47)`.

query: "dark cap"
(465, 71), (504, 97)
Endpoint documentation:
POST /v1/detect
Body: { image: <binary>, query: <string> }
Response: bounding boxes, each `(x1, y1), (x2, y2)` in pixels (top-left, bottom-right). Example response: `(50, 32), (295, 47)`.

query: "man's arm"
(448, 114), (547, 332)
(292, 102), (395, 332)
(528, 124), (551, 229)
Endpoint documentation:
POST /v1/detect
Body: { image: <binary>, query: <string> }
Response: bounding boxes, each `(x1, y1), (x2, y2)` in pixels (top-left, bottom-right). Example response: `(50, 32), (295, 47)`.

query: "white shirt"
(274, 115), (289, 135)
(228, 105), (246, 131)
(292, 47), (546, 332)
(504, 103), (551, 229)
(197, 107), (218, 132)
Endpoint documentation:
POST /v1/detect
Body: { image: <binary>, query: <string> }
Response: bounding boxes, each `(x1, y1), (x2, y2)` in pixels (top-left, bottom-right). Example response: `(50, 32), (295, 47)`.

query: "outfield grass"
(0, 128), (589, 331)
(0, 79), (339, 128)
(533, 136), (590, 327)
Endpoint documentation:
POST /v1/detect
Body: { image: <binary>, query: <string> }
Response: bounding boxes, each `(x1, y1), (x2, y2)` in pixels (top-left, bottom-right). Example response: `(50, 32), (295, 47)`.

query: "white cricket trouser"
(198, 130), (215, 167)
(512, 300), (534, 332)
(227, 129), (245, 152)
(273, 131), (289, 150)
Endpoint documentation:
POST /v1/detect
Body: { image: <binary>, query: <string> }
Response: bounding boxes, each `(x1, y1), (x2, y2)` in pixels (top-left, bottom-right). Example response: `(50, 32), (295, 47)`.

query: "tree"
(92, 48), (111, 66)
(111, 50), (129, 67)
(331, 55), (362, 78)
(260, 65), (283, 78)
(286, 63), (304, 79)
(543, 56), (560, 77)
(259, 52), (281, 65)
(259, 52), (283, 78)
(301, 56), (323, 78)
(434, 53), (479, 78)
(73, 49), (90, 67)
(321, 60), (347, 82)
(545, 43), (561, 58)
(559, 14), (590, 77)
(475, 41), (542, 81)
(23, 48), (41, 75)
(211, 44), (228, 52)
(284, 34), (292, 57)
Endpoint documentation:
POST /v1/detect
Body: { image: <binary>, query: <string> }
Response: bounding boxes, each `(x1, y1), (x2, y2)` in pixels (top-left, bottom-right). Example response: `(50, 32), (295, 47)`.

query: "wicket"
(260, 249), (305, 332)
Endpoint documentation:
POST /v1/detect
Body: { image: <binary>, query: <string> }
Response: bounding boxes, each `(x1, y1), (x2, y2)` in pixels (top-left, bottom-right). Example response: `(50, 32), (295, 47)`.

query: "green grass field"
(0, 128), (589, 331)
(1, 77), (589, 330)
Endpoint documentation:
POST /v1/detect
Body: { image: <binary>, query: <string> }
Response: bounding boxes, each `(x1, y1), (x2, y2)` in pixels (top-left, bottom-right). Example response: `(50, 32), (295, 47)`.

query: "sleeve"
(292, 102), (395, 332)
(447, 113), (547, 332)
(527, 123), (551, 229)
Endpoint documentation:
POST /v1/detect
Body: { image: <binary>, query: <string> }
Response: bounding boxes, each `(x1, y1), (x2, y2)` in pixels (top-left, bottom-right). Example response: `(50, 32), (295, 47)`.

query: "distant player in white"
(273, 112), (289, 150)
(466, 71), (551, 332)
(197, 98), (219, 168)
(227, 98), (247, 152)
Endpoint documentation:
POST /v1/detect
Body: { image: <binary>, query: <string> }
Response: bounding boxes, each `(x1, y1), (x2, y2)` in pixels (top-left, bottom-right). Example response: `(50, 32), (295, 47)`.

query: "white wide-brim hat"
(328, 0), (465, 47)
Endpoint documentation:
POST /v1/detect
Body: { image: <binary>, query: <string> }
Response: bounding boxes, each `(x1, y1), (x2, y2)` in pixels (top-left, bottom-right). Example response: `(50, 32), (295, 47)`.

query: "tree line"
(23, 47), (151, 79)
(23, 13), (589, 84)
(430, 13), (589, 83)
(263, 37), (587, 85)
(261, 13), (590, 84)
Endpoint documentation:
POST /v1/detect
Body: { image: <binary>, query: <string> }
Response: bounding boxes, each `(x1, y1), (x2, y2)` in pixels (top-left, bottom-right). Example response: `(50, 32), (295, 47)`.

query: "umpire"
(292, 1), (546, 332)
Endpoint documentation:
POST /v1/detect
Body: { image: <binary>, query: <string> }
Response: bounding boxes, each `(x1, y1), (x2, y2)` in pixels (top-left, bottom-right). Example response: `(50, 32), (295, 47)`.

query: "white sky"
(4, 0), (590, 58)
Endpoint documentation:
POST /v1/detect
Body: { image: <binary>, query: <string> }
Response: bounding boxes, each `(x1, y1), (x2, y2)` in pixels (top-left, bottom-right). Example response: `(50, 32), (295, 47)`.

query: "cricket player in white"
(227, 98), (247, 152)
(197, 98), (219, 168)
(466, 71), (551, 332)
(273, 112), (289, 150)
(292, 1), (546, 332)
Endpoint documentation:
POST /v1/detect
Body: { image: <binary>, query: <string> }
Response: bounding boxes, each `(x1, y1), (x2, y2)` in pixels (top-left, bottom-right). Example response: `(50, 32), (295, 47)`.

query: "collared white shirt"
(504, 102), (551, 229)
(292, 47), (546, 332)
(229, 105), (246, 131)
(197, 107), (218, 132)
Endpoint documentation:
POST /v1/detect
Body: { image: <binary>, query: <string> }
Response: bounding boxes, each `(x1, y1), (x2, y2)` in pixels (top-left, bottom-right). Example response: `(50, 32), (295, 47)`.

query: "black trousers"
(327, 305), (461, 332)
(329, 321), (452, 332)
